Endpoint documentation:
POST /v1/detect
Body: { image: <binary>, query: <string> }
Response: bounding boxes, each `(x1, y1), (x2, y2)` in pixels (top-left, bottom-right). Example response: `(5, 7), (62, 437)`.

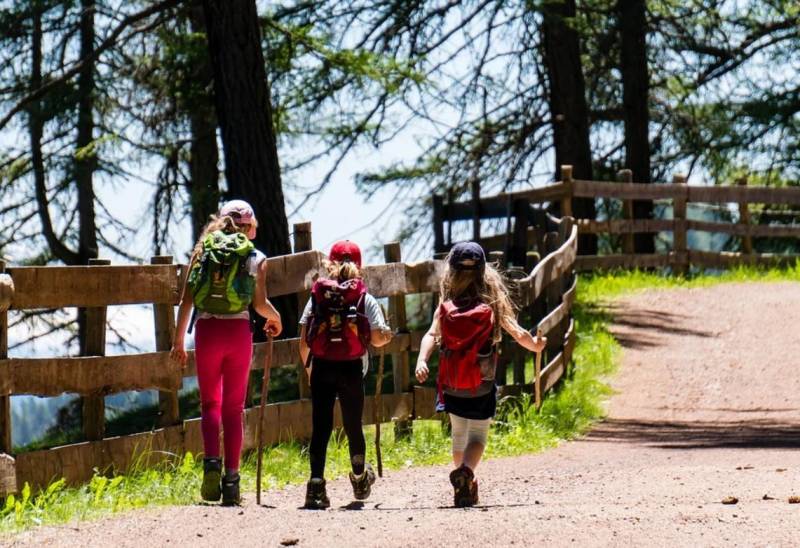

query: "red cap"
(329, 240), (362, 268)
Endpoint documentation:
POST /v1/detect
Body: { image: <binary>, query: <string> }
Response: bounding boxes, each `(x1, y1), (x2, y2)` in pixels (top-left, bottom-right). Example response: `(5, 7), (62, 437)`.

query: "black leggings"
(309, 358), (366, 479)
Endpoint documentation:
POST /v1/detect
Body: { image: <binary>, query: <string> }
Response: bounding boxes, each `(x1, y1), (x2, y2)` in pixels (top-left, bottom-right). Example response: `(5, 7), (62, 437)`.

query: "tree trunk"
(76, 0), (99, 353)
(76, 0), (98, 265)
(541, 0), (597, 255)
(618, 0), (655, 253)
(201, 0), (296, 334)
(30, 8), (80, 265)
(187, 2), (220, 241)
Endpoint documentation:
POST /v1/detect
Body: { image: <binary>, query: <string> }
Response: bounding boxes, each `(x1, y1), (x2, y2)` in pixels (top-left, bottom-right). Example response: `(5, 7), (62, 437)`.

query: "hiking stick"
(534, 328), (543, 411)
(374, 346), (385, 478)
(256, 333), (274, 506)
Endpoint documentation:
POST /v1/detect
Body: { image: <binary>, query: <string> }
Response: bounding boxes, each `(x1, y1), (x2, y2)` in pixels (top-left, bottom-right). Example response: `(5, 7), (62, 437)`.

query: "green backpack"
(188, 230), (256, 315)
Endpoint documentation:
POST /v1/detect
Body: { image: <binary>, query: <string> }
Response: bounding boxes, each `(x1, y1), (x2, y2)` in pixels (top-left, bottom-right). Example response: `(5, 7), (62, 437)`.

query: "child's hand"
(532, 334), (547, 353)
(265, 318), (282, 337)
(415, 360), (429, 383)
(170, 339), (188, 368)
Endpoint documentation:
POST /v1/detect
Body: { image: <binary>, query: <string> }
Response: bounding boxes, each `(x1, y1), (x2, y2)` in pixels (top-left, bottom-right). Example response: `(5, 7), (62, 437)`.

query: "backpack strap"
(187, 306), (198, 334)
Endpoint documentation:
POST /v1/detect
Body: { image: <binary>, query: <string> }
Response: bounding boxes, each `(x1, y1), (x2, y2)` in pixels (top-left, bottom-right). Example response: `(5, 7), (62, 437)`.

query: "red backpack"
(306, 277), (371, 361)
(437, 300), (496, 393)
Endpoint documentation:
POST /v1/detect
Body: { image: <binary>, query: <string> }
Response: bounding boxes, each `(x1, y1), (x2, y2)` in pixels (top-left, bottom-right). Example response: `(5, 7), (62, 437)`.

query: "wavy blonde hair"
(323, 259), (361, 281)
(190, 214), (256, 263)
(440, 257), (517, 343)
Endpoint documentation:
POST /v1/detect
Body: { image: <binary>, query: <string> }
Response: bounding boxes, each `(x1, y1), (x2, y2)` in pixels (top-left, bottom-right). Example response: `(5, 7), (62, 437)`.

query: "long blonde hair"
(323, 259), (361, 281)
(440, 258), (517, 343)
(190, 214), (255, 263)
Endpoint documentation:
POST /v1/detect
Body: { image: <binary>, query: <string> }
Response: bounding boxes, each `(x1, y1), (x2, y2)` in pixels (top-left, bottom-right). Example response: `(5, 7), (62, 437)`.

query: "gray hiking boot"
(349, 463), (376, 500)
(201, 458), (222, 502)
(449, 464), (478, 507)
(304, 478), (330, 509)
(221, 473), (241, 506)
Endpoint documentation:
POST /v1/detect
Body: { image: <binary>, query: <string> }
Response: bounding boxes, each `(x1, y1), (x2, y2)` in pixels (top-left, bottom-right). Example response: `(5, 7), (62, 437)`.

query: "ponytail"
(324, 259), (361, 281)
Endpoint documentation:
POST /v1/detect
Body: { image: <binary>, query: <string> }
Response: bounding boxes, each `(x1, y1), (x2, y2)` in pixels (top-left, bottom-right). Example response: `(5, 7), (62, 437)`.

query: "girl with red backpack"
(171, 200), (282, 506)
(299, 240), (393, 509)
(415, 241), (545, 507)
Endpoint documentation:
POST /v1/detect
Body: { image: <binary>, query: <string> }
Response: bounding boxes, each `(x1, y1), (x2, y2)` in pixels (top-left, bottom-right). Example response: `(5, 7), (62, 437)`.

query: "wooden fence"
(0, 220), (578, 496)
(433, 165), (800, 274)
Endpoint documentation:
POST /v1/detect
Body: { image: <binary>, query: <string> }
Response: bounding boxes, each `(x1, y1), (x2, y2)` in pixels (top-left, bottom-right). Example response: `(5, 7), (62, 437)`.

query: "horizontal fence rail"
(0, 222), (578, 495)
(433, 166), (800, 273)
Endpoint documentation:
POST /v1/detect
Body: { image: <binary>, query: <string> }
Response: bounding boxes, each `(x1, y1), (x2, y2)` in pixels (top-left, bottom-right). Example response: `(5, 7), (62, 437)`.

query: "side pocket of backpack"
(477, 347), (497, 381)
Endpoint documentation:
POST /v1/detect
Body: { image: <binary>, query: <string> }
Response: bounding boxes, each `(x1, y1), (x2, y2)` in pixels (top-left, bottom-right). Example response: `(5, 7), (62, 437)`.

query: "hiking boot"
(304, 478), (330, 509)
(221, 473), (241, 506)
(349, 462), (376, 500)
(450, 464), (478, 507)
(201, 458), (222, 502)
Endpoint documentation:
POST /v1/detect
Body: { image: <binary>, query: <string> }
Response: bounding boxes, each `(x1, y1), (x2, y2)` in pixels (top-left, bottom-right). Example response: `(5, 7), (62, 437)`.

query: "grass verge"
(8, 263), (793, 534)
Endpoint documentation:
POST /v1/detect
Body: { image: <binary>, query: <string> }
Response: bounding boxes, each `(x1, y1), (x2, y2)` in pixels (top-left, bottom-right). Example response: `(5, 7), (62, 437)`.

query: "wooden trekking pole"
(373, 346), (385, 478)
(534, 328), (544, 411)
(256, 333), (274, 506)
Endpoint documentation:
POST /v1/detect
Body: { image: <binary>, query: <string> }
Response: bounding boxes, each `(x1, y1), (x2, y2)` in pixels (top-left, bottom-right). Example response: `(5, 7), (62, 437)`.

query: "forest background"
(0, 0), (798, 448)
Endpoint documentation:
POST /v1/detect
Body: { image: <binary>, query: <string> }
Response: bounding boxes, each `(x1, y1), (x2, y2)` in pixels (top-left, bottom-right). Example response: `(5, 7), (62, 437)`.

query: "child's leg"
(449, 413), (468, 467)
(309, 364), (337, 479)
(337, 362), (366, 475)
(219, 320), (253, 474)
(461, 418), (491, 471)
(194, 319), (226, 460)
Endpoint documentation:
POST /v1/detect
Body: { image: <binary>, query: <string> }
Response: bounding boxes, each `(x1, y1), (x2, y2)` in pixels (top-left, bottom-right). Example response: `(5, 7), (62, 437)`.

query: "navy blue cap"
(448, 242), (486, 271)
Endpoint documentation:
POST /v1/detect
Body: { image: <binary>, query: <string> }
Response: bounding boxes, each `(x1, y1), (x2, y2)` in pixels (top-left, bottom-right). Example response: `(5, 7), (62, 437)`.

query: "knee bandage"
(449, 414), (491, 453)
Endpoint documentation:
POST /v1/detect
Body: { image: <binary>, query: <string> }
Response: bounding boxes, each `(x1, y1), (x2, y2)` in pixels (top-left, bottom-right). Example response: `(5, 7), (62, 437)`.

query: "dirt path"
(8, 282), (800, 547)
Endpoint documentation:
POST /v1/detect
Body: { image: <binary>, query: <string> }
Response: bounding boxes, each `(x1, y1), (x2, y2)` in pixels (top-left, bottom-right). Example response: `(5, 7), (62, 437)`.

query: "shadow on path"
(583, 418), (800, 449)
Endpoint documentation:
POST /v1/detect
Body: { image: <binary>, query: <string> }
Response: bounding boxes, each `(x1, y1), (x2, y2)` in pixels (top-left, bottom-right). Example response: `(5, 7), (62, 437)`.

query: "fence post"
(384, 242), (412, 438)
(432, 194), (446, 254)
(618, 169), (635, 254)
(488, 251), (515, 385)
(152, 256), (180, 427)
(560, 165), (574, 218)
(543, 232), (563, 386)
(510, 198), (530, 267)
(471, 178), (481, 242)
(526, 248), (547, 354)
(672, 174), (688, 275)
(446, 188), (455, 249)
(293, 222), (312, 399)
(737, 176), (753, 255)
(0, 260), (10, 453)
(82, 258), (110, 441)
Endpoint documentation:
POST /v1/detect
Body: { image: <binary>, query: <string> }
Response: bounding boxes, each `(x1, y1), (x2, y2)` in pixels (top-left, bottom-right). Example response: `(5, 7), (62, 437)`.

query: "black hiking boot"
(221, 473), (241, 506)
(201, 458), (222, 502)
(450, 464), (478, 507)
(349, 462), (376, 501)
(304, 478), (330, 509)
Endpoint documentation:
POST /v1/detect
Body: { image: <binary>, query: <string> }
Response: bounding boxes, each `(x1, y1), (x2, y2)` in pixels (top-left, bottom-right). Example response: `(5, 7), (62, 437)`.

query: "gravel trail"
(7, 282), (800, 547)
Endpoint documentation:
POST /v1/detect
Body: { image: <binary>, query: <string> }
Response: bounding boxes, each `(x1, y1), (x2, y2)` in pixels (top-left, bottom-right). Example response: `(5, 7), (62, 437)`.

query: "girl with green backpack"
(171, 200), (282, 505)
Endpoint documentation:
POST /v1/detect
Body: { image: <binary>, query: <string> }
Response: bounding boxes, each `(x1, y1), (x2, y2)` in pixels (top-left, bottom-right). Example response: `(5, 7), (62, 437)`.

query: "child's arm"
(367, 296), (393, 348)
(414, 309), (440, 383)
(299, 324), (310, 368)
(299, 297), (313, 378)
(500, 316), (546, 353)
(170, 273), (193, 367)
(370, 329), (392, 348)
(252, 259), (282, 336)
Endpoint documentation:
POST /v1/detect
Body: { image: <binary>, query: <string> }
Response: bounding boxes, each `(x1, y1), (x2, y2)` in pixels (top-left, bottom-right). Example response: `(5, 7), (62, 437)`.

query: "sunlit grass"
(6, 263), (796, 534)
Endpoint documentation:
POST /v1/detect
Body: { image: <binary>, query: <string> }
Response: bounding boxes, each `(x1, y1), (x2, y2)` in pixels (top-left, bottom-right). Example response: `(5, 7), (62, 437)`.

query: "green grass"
(5, 263), (796, 534)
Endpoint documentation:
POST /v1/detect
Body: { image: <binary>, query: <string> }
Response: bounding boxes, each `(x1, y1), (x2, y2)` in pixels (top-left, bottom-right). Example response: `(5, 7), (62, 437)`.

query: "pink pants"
(194, 318), (253, 470)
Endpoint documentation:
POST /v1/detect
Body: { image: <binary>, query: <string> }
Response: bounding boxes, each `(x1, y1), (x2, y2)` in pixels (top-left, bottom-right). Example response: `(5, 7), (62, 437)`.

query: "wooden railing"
(0, 220), (578, 495)
(433, 165), (800, 273)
